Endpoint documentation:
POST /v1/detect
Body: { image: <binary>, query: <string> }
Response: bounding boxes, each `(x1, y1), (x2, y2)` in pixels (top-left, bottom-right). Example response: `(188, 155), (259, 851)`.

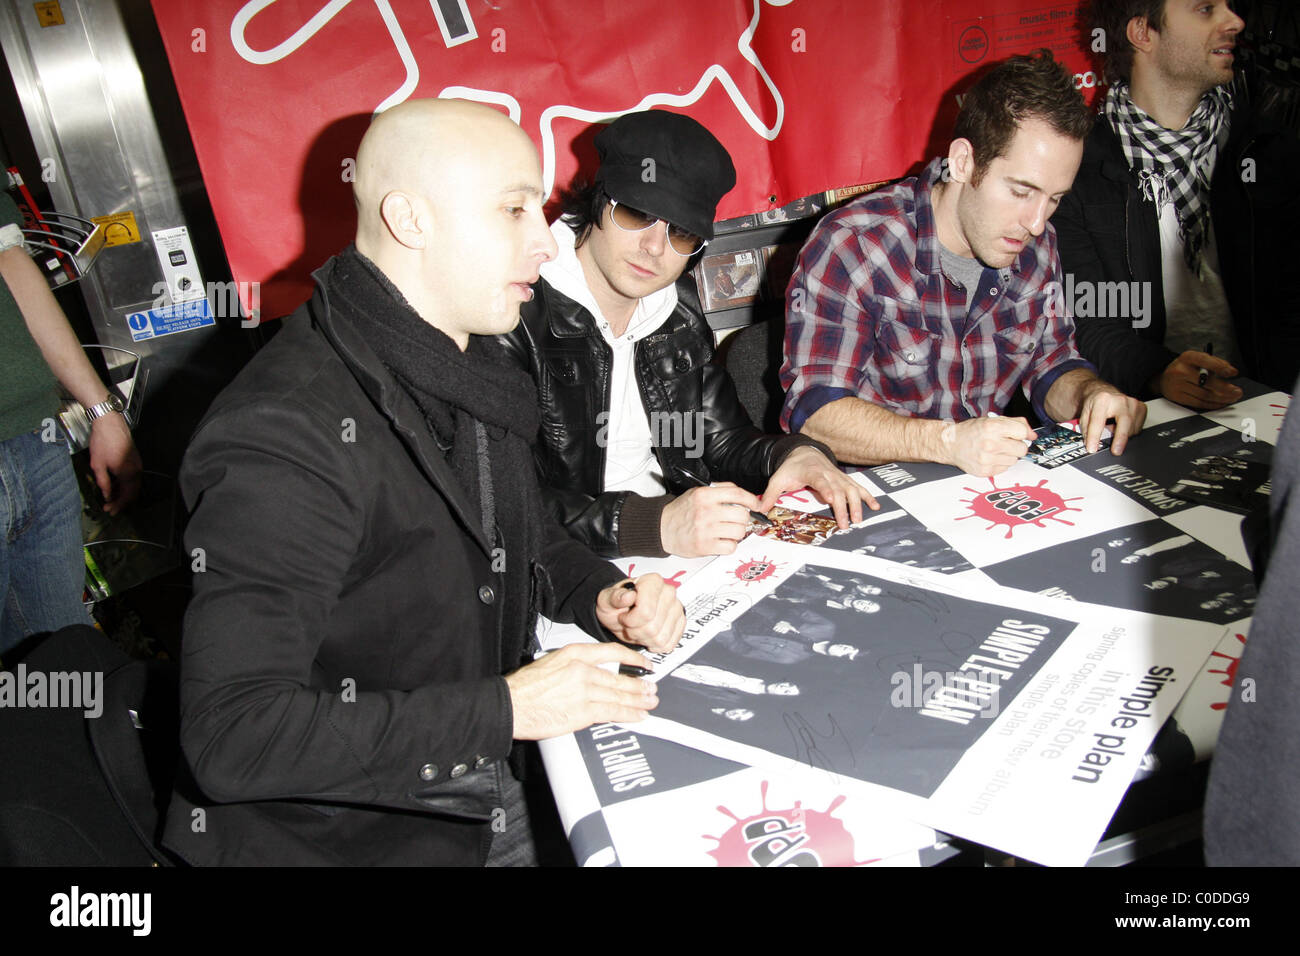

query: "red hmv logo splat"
(1207, 632), (1246, 711)
(705, 781), (876, 866)
(957, 478), (1082, 539)
(733, 556), (781, 584)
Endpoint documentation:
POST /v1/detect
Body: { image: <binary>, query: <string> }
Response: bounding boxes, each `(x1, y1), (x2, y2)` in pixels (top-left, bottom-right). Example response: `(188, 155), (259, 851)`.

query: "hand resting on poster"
(506, 642), (659, 740)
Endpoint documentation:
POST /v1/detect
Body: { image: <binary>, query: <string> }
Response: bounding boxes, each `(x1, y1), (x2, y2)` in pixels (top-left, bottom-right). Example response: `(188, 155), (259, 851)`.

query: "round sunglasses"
(608, 200), (708, 256)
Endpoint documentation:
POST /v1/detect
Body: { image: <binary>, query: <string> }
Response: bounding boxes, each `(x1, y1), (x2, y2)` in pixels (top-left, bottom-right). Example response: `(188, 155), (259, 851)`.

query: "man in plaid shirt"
(782, 51), (1146, 477)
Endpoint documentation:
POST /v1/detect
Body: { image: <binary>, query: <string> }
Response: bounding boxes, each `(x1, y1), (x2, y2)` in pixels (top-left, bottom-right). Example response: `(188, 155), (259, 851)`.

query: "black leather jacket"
(1052, 104), (1300, 397)
(496, 276), (825, 557)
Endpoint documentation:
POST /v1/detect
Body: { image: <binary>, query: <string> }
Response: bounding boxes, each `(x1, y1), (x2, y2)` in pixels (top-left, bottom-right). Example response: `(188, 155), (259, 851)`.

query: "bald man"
(163, 100), (684, 867)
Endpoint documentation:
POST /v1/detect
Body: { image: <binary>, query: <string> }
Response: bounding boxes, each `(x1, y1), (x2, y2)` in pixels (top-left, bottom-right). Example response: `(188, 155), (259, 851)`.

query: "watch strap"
(84, 393), (125, 423)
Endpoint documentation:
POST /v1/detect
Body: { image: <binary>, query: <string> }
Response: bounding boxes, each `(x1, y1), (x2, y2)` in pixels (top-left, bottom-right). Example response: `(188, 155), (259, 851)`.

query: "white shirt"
(541, 221), (679, 496)
(1154, 124), (1240, 368)
(1158, 204), (1240, 368)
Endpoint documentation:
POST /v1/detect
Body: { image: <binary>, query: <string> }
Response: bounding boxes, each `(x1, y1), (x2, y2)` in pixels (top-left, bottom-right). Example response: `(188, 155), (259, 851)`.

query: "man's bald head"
(354, 98), (529, 249)
(348, 97), (557, 348)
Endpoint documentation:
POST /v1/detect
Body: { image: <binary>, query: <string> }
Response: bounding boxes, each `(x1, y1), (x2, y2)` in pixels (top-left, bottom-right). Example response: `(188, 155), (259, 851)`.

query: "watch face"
(107, 394), (124, 413)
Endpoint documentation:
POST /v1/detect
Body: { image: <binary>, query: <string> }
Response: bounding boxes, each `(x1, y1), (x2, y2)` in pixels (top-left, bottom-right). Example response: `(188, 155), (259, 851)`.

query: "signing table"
(537, 386), (1286, 867)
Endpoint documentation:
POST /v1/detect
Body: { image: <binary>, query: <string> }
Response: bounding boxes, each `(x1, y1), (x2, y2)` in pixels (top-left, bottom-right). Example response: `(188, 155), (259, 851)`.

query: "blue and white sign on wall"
(124, 297), (215, 342)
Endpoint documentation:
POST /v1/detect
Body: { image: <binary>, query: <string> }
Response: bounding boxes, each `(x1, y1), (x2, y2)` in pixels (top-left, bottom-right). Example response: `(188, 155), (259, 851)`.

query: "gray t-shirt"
(938, 244), (986, 314)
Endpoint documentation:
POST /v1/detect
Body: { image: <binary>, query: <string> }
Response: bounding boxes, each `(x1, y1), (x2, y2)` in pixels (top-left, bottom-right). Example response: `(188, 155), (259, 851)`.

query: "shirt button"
(419, 763), (438, 781)
(478, 585), (495, 605)
(450, 763), (469, 778)
(989, 287), (999, 296)
(904, 350), (916, 362)
(474, 755), (491, 770)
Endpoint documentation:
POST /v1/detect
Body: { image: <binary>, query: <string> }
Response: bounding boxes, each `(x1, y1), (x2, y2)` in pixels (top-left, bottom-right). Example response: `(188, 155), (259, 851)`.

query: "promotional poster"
(535, 395), (1276, 866)
(630, 538), (1225, 866)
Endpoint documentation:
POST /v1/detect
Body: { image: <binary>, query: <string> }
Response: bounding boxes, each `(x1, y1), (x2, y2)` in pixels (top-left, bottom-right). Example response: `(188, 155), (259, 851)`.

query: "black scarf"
(326, 245), (545, 671)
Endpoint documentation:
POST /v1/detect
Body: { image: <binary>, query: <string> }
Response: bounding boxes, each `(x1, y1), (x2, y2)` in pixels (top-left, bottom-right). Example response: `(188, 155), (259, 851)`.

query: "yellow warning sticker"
(91, 211), (141, 247)
(34, 1), (65, 27)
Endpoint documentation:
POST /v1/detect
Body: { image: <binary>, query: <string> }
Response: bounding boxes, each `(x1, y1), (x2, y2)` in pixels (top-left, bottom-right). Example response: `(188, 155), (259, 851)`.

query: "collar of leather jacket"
(538, 273), (710, 343)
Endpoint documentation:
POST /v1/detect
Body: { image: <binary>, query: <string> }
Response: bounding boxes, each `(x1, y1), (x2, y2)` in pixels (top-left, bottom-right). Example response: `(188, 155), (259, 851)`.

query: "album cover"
(696, 248), (763, 311)
(1024, 422), (1111, 469)
(751, 506), (840, 545)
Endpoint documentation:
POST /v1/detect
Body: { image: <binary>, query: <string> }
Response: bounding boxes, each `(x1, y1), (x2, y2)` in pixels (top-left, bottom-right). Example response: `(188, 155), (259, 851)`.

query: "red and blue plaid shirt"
(780, 159), (1092, 432)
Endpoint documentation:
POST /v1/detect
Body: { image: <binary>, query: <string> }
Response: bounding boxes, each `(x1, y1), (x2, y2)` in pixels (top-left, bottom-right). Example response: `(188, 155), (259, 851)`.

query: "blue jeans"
(0, 429), (91, 656)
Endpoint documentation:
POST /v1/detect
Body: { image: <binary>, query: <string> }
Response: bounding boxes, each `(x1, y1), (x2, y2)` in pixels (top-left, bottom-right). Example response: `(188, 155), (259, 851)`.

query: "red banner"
(149, 1), (1101, 319)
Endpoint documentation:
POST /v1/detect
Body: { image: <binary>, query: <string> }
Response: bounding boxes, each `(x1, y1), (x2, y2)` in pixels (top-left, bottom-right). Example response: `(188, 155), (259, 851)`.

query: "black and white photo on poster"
(1169, 456), (1271, 515)
(816, 507), (975, 573)
(1073, 413), (1273, 516)
(655, 563), (1074, 797)
(598, 538), (1229, 865)
(981, 519), (1256, 624)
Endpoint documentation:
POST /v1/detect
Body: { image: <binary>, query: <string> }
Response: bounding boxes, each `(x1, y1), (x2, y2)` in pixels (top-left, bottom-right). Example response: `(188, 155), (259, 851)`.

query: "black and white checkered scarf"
(1104, 82), (1232, 277)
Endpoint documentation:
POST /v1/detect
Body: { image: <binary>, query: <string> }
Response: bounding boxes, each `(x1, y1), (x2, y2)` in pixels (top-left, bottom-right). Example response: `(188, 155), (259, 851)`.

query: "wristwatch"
(84, 393), (125, 424)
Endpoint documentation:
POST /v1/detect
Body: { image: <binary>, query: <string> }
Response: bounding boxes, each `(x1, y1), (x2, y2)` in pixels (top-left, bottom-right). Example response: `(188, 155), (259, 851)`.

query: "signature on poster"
(783, 711), (856, 779)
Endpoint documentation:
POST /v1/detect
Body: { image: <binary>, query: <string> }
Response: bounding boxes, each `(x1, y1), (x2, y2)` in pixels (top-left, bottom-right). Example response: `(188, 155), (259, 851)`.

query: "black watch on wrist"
(84, 393), (125, 424)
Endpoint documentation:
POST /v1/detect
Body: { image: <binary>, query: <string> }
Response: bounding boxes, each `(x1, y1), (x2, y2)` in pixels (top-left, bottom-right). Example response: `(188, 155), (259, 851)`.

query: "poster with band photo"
(623, 537), (1225, 867)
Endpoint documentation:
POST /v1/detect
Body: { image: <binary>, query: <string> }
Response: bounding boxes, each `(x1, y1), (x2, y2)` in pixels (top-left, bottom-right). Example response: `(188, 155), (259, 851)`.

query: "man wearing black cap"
(497, 110), (875, 559)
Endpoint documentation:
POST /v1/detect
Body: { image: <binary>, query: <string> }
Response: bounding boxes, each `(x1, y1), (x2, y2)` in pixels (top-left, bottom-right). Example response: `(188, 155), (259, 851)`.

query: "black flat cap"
(594, 110), (737, 241)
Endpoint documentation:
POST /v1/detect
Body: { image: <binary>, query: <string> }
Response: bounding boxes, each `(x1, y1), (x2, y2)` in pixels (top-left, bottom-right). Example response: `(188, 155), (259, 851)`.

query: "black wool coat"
(164, 258), (621, 865)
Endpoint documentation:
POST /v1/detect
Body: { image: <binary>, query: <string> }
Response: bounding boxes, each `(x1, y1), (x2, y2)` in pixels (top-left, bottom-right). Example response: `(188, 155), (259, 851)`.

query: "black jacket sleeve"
(1052, 184), (1176, 399)
(536, 513), (629, 633)
(697, 362), (830, 492)
(538, 484), (672, 558)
